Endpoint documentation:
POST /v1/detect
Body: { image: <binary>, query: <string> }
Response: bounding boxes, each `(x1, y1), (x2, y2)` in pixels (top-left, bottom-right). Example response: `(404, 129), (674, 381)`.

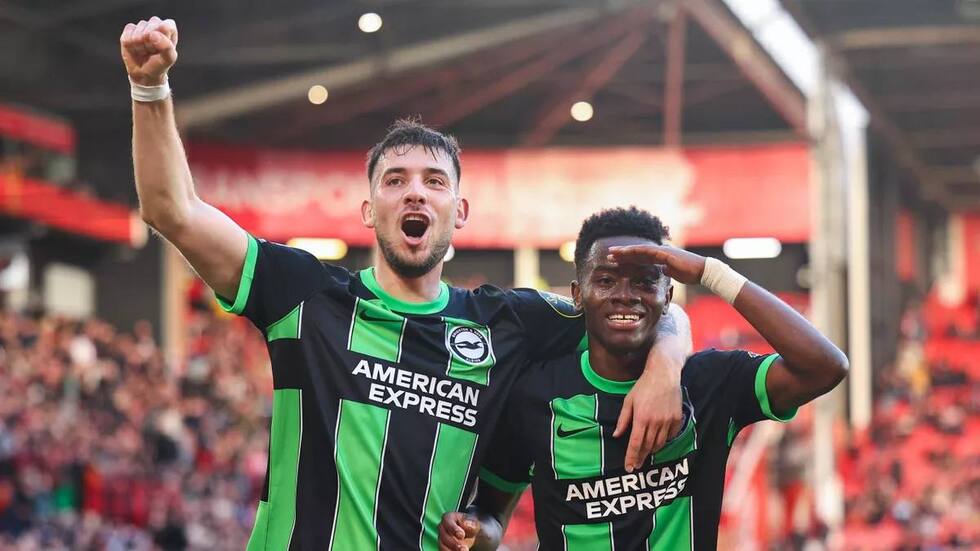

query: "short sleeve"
(683, 349), (797, 437)
(215, 235), (329, 329)
(506, 289), (586, 361)
(479, 390), (534, 493)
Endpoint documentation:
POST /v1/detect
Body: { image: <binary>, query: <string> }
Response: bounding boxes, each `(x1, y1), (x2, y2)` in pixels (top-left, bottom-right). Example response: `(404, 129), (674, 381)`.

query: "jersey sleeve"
(683, 349), (798, 442)
(215, 235), (329, 330)
(506, 288), (586, 361)
(478, 387), (534, 494)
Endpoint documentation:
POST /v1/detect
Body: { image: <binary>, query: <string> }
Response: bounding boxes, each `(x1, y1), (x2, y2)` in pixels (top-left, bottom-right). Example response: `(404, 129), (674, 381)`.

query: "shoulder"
(499, 287), (581, 319)
(515, 352), (580, 396)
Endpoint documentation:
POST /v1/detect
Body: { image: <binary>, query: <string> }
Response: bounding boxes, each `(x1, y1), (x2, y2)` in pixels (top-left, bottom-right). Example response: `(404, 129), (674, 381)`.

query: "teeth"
(608, 314), (640, 321)
(404, 214), (427, 222)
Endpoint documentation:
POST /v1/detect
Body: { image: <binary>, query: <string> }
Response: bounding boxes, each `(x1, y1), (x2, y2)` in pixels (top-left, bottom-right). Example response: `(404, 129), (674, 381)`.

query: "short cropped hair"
(574, 207), (671, 278)
(366, 118), (462, 185)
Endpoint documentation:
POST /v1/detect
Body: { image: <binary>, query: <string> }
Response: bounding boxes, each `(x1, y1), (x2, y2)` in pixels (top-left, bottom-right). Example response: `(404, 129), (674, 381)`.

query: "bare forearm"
(468, 509), (504, 551)
(733, 282), (848, 404)
(132, 97), (197, 232)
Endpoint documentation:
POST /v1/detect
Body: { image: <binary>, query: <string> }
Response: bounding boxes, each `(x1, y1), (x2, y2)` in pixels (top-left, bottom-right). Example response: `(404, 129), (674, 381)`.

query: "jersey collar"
(359, 267), (450, 315)
(580, 351), (637, 395)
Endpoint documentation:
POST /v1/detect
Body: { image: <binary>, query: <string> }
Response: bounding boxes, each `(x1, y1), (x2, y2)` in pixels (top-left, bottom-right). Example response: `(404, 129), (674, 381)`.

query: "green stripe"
(563, 522), (613, 551)
(348, 298), (407, 362)
(217, 234), (258, 315)
(754, 354), (798, 422)
(247, 389), (301, 551)
(649, 497), (693, 550)
(330, 401), (390, 551)
(360, 267), (449, 314)
(420, 424), (478, 551)
(444, 317), (496, 385)
(653, 413), (695, 464)
(266, 302), (303, 341)
(551, 394), (602, 480)
(727, 418), (738, 447)
(478, 467), (528, 493)
(246, 500), (270, 551)
(649, 405), (697, 549)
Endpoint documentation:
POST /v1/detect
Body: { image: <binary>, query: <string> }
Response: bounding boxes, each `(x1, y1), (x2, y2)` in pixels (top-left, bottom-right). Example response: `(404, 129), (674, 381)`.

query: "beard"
(376, 229), (452, 279)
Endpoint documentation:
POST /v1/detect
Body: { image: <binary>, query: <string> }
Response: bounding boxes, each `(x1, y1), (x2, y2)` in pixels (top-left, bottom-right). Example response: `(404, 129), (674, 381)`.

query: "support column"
(514, 246), (541, 289)
(161, 241), (188, 372)
(807, 46), (848, 531)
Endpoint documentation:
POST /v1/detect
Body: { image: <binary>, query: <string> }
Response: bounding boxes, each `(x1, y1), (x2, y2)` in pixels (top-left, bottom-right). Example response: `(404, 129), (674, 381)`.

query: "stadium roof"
(786, 0), (980, 207)
(0, 0), (796, 151)
(3, 0), (976, 207)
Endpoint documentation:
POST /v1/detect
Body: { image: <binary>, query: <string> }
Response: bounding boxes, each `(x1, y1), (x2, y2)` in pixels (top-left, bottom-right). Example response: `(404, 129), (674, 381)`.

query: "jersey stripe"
(648, 404), (698, 550)
(419, 423), (478, 551)
(551, 394), (602, 479)
(266, 301), (304, 341)
(329, 400), (390, 551)
(552, 394), (614, 549)
(563, 523), (613, 551)
(247, 389), (302, 551)
(349, 299), (407, 362)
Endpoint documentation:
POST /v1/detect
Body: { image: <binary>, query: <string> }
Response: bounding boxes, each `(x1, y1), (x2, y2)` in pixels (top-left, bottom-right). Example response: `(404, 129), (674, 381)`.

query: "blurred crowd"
(0, 306), (272, 550)
(0, 289), (977, 550)
(840, 294), (979, 550)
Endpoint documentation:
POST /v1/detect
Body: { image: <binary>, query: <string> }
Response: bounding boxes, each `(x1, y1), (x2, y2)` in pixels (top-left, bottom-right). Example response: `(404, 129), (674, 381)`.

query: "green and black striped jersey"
(217, 236), (584, 551)
(480, 349), (796, 551)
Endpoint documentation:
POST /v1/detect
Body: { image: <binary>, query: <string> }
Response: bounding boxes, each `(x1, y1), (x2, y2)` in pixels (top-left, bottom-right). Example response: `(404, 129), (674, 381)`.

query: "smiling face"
(361, 145), (468, 278)
(572, 236), (673, 355)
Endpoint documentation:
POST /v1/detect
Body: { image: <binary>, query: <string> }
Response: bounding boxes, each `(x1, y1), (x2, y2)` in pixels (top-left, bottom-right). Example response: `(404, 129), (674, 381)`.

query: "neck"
(586, 337), (651, 382)
(373, 256), (445, 303)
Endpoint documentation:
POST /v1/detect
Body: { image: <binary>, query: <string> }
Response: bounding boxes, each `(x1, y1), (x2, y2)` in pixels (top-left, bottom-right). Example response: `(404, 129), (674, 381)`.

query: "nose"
(403, 175), (427, 206)
(610, 280), (639, 305)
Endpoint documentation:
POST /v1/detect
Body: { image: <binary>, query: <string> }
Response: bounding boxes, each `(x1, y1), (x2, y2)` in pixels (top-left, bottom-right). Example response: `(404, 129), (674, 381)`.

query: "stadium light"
(287, 238), (348, 260)
(443, 244), (455, 262)
(570, 101), (593, 122)
(559, 241), (576, 262)
(358, 12), (383, 33)
(307, 85), (329, 105)
(723, 237), (782, 259)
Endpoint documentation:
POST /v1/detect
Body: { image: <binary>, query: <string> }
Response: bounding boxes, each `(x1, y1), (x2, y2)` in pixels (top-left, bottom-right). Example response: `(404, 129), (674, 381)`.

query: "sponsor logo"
(556, 424), (593, 438)
(359, 310), (400, 323)
(448, 326), (490, 364)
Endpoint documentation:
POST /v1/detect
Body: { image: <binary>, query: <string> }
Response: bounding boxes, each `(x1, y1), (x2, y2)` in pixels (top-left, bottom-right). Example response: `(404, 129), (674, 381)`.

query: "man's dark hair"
(366, 118), (462, 186)
(574, 207), (671, 278)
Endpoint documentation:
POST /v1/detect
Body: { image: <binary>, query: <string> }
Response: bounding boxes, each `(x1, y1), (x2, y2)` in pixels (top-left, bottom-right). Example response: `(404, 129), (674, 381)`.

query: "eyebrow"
(380, 167), (451, 179)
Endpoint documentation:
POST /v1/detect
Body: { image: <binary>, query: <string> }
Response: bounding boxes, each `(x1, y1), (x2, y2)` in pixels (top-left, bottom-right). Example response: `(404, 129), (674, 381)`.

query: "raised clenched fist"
(120, 16), (178, 86)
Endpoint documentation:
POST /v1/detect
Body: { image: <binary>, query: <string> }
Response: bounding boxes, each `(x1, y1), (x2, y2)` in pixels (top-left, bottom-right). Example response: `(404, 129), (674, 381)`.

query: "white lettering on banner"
(353, 360), (480, 427)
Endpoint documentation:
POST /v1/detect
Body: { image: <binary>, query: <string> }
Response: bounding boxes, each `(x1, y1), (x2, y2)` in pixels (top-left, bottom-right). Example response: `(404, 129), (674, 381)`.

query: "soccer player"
(439, 207), (848, 551)
(120, 18), (692, 550)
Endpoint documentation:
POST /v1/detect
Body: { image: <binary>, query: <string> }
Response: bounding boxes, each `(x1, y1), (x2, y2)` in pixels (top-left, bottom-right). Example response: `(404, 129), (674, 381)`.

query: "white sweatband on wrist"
(130, 77), (171, 102)
(700, 257), (748, 304)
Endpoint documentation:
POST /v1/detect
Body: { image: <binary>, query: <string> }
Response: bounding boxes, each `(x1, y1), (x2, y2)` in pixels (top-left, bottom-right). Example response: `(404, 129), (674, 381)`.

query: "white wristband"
(700, 257), (747, 304)
(131, 77), (171, 102)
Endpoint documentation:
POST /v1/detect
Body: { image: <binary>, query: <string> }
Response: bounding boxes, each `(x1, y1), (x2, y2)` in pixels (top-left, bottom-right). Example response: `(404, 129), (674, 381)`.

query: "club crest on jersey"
(448, 326), (491, 364)
(537, 290), (581, 318)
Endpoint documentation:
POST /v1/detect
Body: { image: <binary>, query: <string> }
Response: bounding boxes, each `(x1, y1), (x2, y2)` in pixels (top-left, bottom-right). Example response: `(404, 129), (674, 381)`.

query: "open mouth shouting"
(606, 311), (646, 330)
(400, 212), (431, 247)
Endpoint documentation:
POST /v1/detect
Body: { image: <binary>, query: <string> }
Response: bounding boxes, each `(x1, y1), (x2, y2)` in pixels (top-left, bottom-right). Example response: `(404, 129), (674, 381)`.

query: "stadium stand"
(839, 293), (979, 550)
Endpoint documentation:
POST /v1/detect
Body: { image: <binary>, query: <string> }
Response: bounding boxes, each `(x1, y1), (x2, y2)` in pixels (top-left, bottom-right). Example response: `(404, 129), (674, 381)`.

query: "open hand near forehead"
(120, 16), (178, 86)
(607, 244), (706, 286)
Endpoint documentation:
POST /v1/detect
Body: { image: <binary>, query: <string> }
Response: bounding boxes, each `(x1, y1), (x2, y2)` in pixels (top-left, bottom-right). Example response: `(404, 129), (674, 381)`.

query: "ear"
(571, 280), (582, 311)
(454, 197), (470, 229)
(361, 199), (375, 228)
